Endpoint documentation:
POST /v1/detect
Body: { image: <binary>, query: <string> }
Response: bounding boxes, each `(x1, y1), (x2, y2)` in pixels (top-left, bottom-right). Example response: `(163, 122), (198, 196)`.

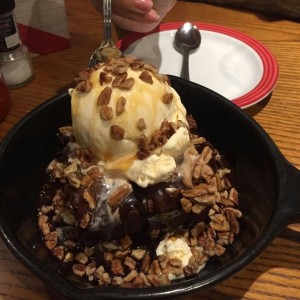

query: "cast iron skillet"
(0, 76), (300, 299)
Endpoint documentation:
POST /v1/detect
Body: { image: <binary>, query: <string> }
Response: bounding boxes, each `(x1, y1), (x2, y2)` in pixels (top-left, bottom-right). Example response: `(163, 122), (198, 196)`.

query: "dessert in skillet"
(38, 56), (242, 287)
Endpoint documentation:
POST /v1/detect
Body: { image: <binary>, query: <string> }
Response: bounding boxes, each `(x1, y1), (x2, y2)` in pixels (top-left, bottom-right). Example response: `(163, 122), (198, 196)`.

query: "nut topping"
(98, 86), (112, 105)
(100, 105), (113, 121)
(162, 93), (173, 104)
(137, 118), (147, 131)
(110, 124), (125, 140)
(108, 184), (131, 207)
(76, 80), (92, 93)
(116, 96), (127, 116)
(139, 70), (153, 84)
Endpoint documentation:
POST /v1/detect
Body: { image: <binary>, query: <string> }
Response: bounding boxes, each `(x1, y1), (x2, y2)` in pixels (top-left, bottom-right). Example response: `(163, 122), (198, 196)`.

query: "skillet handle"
(282, 160), (300, 223)
(278, 159), (300, 241)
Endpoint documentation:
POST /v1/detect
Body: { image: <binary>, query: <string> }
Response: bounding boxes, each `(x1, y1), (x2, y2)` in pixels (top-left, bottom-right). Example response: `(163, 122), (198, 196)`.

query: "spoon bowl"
(89, 0), (122, 67)
(174, 22), (201, 80)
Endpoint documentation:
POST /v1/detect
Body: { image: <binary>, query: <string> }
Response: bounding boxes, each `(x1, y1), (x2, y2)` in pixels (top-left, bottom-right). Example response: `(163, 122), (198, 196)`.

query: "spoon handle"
(180, 51), (190, 80)
(102, 0), (113, 45)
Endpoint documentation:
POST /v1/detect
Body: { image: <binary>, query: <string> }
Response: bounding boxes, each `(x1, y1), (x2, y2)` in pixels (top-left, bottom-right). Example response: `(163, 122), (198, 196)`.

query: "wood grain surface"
(0, 1), (299, 299)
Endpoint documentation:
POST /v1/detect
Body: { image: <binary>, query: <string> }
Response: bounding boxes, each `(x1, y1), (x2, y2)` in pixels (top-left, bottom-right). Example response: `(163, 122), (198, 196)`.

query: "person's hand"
(92, 0), (177, 33)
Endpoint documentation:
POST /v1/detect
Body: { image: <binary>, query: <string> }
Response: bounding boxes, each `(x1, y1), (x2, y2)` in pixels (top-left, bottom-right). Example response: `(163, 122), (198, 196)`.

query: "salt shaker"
(0, 0), (33, 89)
(0, 72), (10, 121)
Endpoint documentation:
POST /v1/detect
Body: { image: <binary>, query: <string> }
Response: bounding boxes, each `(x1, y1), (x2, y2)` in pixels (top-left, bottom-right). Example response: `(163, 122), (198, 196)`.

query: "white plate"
(116, 22), (279, 109)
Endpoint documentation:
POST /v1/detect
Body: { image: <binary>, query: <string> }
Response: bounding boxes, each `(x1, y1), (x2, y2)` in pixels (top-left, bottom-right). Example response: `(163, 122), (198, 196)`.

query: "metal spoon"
(89, 0), (122, 67)
(174, 22), (201, 80)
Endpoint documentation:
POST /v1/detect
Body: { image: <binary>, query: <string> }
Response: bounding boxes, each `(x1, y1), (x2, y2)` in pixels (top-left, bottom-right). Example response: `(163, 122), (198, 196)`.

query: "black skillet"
(0, 76), (299, 299)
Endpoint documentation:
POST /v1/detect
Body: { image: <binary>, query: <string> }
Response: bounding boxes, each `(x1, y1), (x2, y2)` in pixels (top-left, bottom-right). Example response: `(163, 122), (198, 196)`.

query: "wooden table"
(0, 1), (299, 299)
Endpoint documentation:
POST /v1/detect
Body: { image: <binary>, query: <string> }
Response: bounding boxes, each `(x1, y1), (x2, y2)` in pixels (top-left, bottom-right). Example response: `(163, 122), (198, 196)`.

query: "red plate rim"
(116, 22), (279, 109)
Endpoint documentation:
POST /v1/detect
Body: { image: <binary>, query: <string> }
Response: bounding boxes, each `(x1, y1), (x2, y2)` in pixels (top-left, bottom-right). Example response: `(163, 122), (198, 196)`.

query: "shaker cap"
(0, 0), (15, 15)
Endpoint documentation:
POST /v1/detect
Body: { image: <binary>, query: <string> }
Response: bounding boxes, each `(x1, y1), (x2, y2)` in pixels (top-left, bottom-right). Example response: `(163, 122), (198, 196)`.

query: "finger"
(112, 9), (158, 24)
(112, 0), (153, 14)
(144, 9), (160, 22)
(112, 14), (160, 32)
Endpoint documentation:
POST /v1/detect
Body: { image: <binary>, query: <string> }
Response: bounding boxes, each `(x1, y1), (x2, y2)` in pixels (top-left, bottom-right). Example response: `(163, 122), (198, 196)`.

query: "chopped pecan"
(137, 134), (149, 151)
(44, 231), (58, 242)
(149, 260), (162, 276)
(120, 234), (133, 249)
(83, 189), (96, 209)
(144, 64), (158, 74)
(191, 136), (206, 145)
(86, 166), (103, 179)
(124, 270), (138, 283)
(162, 93), (173, 104)
(98, 86), (112, 105)
(131, 249), (146, 261)
(186, 114), (197, 131)
(112, 73), (127, 87)
(116, 96), (126, 116)
(76, 80), (92, 93)
(181, 181), (217, 198)
(112, 63), (129, 75)
(154, 73), (170, 84)
(191, 222), (206, 239)
(110, 125), (125, 140)
(118, 77), (135, 90)
(63, 252), (74, 262)
(137, 150), (149, 160)
(228, 188), (239, 205)
(210, 219), (230, 232)
(124, 256), (137, 270)
(225, 208), (240, 235)
(107, 183), (131, 207)
(94, 265), (105, 279)
(38, 215), (50, 234)
(75, 70), (90, 82)
(146, 274), (169, 287)
(193, 193), (216, 205)
(111, 259), (124, 275)
(75, 252), (89, 264)
(79, 213), (91, 228)
(86, 262), (97, 276)
(180, 197), (193, 213)
(192, 204), (206, 214)
(137, 118), (147, 131)
(72, 264), (86, 277)
(141, 252), (151, 273)
(100, 105), (113, 121)
(217, 232), (234, 245)
(45, 240), (57, 250)
(100, 275), (111, 286)
(139, 70), (153, 84)
(51, 246), (64, 260)
(130, 59), (144, 70)
(99, 71), (112, 85)
(132, 275), (146, 287)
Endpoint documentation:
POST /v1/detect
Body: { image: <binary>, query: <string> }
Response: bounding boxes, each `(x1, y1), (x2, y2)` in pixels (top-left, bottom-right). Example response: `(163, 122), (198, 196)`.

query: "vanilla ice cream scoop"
(71, 56), (190, 187)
